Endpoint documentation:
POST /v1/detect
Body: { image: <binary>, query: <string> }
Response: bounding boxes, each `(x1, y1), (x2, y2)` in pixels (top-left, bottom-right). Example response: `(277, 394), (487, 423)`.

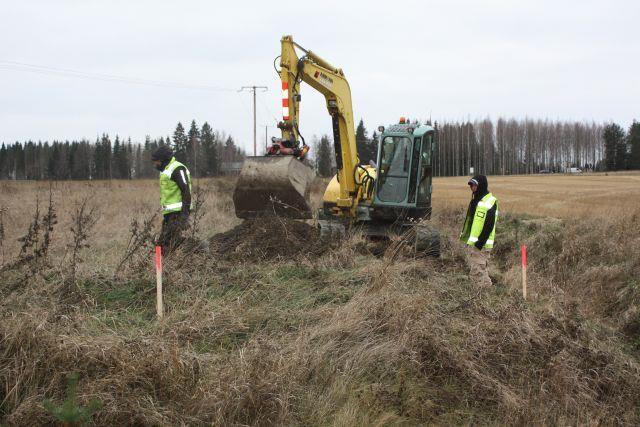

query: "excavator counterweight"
(233, 156), (314, 219)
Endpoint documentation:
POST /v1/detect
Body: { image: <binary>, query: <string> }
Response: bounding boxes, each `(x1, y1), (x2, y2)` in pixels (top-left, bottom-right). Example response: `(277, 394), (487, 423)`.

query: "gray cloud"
(1, 0), (638, 152)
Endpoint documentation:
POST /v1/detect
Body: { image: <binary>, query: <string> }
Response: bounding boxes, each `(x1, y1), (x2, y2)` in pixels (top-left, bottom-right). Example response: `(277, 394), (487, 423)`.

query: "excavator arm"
(233, 35), (365, 220)
(278, 35), (359, 211)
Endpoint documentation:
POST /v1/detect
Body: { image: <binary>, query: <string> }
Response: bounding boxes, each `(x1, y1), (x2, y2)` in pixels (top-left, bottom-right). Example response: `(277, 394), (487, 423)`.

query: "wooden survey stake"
(155, 246), (164, 319)
(521, 244), (527, 300)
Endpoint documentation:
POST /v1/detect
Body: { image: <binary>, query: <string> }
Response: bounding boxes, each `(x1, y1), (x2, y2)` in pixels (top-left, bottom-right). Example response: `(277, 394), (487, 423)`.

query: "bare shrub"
(0, 207), (6, 267)
(9, 188), (57, 273)
(68, 197), (98, 283)
(114, 212), (157, 276)
(188, 185), (208, 239)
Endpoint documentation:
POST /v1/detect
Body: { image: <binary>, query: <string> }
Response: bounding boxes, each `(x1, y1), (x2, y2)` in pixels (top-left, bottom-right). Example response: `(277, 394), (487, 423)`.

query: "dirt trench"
(209, 217), (327, 262)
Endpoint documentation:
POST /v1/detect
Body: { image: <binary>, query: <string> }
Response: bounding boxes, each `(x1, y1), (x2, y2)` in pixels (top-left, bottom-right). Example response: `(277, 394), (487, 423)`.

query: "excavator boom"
(233, 35), (361, 220)
(280, 36), (360, 211)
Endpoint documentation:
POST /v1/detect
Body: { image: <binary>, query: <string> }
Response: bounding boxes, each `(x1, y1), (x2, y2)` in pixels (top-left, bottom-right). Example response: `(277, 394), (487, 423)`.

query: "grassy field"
(0, 178), (241, 268)
(434, 171), (640, 218)
(3, 171), (638, 260)
(1, 173), (639, 425)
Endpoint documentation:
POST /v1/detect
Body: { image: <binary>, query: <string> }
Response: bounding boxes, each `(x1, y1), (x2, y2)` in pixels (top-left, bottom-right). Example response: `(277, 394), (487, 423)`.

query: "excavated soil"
(209, 217), (327, 262)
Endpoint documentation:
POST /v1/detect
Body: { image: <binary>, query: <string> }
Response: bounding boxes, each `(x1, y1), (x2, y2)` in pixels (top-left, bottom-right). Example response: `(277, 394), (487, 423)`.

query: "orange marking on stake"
(155, 246), (162, 270)
(521, 245), (527, 300)
(155, 246), (164, 319)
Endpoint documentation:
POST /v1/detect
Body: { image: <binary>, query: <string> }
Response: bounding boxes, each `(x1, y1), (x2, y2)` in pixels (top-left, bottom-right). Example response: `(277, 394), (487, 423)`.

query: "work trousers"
(158, 212), (188, 253)
(464, 245), (492, 287)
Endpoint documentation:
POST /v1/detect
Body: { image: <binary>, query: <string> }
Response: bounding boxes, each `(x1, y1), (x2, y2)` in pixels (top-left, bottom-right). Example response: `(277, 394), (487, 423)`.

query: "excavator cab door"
(416, 132), (434, 207)
(375, 135), (412, 203)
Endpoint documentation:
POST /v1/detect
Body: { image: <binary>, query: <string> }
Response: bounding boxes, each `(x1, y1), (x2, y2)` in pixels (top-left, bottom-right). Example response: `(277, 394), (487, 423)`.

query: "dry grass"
(0, 178), (241, 269)
(434, 171), (640, 219)
(1, 174), (640, 425)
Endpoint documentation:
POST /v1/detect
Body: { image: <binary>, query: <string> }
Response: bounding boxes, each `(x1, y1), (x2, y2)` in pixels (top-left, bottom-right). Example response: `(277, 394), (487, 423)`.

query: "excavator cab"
(317, 120), (439, 253)
(371, 122), (436, 221)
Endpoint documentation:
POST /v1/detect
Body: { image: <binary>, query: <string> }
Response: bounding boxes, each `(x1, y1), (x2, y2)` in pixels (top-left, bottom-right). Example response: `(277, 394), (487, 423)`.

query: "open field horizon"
(2, 171), (639, 262)
(434, 171), (640, 218)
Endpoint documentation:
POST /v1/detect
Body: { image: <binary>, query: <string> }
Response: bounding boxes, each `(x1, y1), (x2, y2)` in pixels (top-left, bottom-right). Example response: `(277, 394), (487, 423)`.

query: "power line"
(236, 92), (254, 118)
(0, 59), (235, 92)
(257, 94), (279, 124)
(234, 92), (258, 153)
(239, 85), (268, 156)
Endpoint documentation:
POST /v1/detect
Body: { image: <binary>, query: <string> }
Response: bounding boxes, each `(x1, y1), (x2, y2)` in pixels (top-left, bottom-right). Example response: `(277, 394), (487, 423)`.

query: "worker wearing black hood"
(460, 174), (499, 287)
(151, 145), (192, 253)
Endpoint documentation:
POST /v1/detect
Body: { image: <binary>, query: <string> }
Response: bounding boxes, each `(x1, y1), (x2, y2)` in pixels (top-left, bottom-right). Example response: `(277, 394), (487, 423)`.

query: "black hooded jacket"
(465, 175), (496, 249)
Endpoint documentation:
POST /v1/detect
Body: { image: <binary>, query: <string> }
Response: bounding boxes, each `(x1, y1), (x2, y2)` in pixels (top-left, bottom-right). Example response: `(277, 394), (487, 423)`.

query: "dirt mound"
(209, 217), (326, 261)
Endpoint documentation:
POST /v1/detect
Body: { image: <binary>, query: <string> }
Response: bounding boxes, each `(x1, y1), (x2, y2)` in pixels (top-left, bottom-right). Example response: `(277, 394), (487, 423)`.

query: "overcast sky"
(1, 0), (638, 153)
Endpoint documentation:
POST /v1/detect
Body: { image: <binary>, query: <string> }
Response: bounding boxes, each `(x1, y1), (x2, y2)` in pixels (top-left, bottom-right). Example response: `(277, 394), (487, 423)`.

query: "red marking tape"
(282, 81), (290, 120)
(521, 244), (527, 267)
(155, 246), (162, 270)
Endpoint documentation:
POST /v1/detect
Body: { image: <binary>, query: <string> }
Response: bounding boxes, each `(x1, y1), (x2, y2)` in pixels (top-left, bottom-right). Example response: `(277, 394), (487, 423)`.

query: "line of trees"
(313, 118), (640, 177)
(313, 119), (378, 177)
(0, 120), (245, 180)
(433, 118), (606, 175)
(603, 121), (640, 171)
(3, 117), (638, 181)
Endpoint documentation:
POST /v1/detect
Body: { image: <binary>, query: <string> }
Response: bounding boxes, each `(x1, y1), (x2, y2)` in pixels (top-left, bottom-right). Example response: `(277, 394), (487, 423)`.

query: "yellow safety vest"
(459, 192), (498, 249)
(159, 157), (191, 215)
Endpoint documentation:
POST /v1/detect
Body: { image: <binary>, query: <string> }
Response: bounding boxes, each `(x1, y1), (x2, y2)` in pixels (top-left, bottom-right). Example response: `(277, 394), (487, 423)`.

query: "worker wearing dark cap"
(459, 175), (498, 287)
(151, 145), (191, 253)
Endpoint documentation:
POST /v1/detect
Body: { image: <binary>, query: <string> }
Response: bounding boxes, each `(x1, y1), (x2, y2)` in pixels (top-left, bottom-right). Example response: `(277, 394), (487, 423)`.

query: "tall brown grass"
(1, 175), (639, 425)
(0, 178), (240, 268)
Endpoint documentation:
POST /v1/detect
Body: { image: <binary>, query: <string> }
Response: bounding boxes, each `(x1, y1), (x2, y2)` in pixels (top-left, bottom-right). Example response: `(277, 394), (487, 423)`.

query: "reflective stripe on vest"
(477, 196), (496, 209)
(164, 202), (183, 211)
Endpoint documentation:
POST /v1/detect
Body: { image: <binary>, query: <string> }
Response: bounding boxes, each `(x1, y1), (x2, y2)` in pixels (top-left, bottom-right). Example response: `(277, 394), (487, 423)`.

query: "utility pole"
(239, 85), (268, 156)
(262, 124), (279, 154)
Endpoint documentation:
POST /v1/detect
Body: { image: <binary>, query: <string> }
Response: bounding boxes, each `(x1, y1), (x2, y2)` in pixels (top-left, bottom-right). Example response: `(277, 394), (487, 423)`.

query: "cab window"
(377, 136), (411, 203)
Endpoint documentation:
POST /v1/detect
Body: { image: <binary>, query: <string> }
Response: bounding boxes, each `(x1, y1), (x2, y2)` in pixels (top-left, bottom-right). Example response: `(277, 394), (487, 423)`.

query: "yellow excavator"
(233, 35), (439, 253)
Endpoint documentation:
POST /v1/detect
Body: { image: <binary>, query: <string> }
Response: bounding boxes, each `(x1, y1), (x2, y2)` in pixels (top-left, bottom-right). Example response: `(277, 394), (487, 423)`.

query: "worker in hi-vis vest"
(459, 175), (498, 287)
(151, 145), (192, 253)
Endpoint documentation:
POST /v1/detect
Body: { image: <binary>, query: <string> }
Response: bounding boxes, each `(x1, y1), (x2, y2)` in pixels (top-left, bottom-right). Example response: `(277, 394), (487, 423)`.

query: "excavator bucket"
(233, 156), (315, 219)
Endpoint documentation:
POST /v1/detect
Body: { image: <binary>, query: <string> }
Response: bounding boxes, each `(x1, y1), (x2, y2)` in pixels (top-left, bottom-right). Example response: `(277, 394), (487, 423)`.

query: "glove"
(179, 212), (190, 229)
